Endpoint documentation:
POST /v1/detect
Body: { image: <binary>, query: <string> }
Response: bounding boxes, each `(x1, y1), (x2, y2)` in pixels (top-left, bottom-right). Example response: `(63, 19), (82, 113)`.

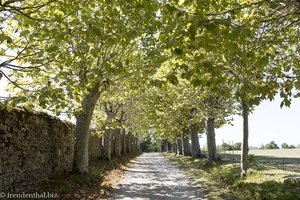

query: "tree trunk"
(172, 143), (177, 153)
(176, 138), (183, 155)
(103, 129), (113, 160)
(122, 131), (127, 154)
(126, 132), (132, 153)
(162, 140), (168, 152)
(241, 99), (249, 177)
(103, 102), (114, 161)
(206, 113), (217, 161)
(113, 128), (122, 156)
(167, 141), (172, 152)
(182, 133), (192, 156)
(190, 125), (202, 158)
(74, 83), (101, 173)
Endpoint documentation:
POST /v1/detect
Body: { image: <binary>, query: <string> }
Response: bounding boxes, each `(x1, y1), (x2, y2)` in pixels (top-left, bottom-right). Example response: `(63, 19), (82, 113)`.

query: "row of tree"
(262, 141), (297, 149)
(0, 0), (299, 177)
(221, 142), (242, 151)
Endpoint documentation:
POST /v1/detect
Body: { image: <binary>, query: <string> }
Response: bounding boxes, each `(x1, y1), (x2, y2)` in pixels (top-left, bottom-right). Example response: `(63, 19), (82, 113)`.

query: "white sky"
(200, 95), (300, 147)
(1, 78), (299, 147)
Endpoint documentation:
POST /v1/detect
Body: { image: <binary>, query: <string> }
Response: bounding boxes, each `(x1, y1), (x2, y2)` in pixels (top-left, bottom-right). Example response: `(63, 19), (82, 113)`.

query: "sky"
(1, 77), (299, 147)
(200, 95), (300, 148)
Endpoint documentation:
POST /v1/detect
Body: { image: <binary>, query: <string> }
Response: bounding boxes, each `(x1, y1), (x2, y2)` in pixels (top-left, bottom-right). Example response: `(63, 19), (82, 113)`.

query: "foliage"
(1, 0), (300, 179)
(140, 135), (160, 152)
(221, 142), (242, 151)
(281, 143), (296, 149)
(282, 143), (290, 149)
(263, 141), (280, 149)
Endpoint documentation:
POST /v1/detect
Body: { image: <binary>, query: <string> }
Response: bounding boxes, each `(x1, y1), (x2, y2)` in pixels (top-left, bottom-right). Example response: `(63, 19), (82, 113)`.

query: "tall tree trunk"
(172, 142), (177, 153)
(167, 141), (172, 152)
(113, 128), (122, 156)
(182, 132), (192, 156)
(190, 125), (202, 158)
(206, 113), (217, 161)
(103, 129), (113, 160)
(176, 138), (183, 155)
(126, 132), (132, 153)
(74, 83), (101, 173)
(162, 140), (168, 152)
(241, 99), (249, 177)
(122, 131), (127, 154)
(103, 102), (114, 160)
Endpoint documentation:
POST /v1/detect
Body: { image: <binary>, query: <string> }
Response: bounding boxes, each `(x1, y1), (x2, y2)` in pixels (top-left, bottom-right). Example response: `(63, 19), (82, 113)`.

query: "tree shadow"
(253, 156), (300, 173)
(108, 153), (208, 199)
(220, 154), (300, 173)
(235, 179), (300, 200)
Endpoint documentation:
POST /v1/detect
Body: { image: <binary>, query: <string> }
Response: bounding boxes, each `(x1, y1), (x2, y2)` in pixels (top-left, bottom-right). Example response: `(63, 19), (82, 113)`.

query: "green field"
(165, 149), (300, 199)
(224, 148), (300, 158)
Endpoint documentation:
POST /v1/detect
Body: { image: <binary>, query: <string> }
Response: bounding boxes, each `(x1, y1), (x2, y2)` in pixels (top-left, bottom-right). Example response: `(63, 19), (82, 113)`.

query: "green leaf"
(0, 34), (7, 42)
(166, 73), (179, 85)
(20, 30), (30, 37)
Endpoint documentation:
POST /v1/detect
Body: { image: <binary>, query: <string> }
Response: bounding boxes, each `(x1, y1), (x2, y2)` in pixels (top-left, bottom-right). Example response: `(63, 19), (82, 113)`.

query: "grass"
(164, 150), (300, 200)
(223, 148), (300, 158)
(30, 152), (140, 200)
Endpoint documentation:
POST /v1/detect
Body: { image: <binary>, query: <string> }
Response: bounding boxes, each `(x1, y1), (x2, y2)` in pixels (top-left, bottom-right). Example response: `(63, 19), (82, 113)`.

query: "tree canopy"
(1, 0), (299, 175)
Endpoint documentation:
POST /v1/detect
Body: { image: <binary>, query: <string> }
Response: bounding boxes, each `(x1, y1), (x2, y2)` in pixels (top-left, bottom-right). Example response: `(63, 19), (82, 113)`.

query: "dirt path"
(108, 153), (206, 200)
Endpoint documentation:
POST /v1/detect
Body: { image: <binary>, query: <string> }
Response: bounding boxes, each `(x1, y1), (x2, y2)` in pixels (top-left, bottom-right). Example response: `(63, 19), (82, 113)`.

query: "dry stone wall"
(0, 108), (104, 192)
(89, 134), (103, 161)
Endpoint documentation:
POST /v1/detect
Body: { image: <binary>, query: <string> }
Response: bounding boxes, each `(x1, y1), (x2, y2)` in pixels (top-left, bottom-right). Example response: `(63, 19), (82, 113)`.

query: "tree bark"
(113, 128), (122, 156)
(74, 83), (101, 173)
(122, 131), (127, 154)
(126, 132), (132, 153)
(182, 132), (192, 156)
(241, 99), (249, 177)
(103, 103), (114, 161)
(103, 129), (113, 160)
(206, 113), (217, 161)
(162, 140), (168, 152)
(176, 138), (183, 155)
(167, 141), (172, 152)
(172, 142), (177, 153)
(190, 125), (202, 158)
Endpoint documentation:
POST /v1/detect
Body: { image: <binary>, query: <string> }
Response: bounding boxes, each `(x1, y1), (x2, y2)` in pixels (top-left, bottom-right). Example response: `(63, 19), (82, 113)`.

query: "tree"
(281, 143), (289, 149)
(289, 145), (296, 149)
(6, 0), (160, 173)
(282, 143), (296, 149)
(0, 0), (58, 84)
(221, 142), (233, 151)
(233, 142), (242, 150)
(264, 141), (279, 149)
(189, 124), (203, 158)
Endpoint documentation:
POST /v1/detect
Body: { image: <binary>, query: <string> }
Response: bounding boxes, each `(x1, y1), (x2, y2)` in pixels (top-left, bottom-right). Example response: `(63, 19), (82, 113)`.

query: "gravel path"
(108, 153), (206, 200)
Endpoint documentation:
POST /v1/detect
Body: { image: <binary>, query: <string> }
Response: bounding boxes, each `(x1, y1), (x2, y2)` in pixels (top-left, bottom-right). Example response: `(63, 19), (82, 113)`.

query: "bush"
(281, 143), (296, 149)
(281, 143), (289, 149)
(221, 142), (241, 151)
(233, 142), (241, 150)
(264, 141), (279, 149)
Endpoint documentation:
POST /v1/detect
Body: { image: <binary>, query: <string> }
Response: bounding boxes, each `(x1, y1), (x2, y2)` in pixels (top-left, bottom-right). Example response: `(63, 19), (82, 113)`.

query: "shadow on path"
(108, 153), (206, 200)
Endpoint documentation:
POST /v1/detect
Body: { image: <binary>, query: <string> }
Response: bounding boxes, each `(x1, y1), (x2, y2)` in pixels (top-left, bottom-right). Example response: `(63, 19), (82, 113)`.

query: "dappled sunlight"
(165, 152), (300, 199)
(108, 153), (206, 200)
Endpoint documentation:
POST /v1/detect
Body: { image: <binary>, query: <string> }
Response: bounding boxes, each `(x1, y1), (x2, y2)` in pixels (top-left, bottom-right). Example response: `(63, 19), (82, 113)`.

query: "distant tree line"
(220, 142), (242, 151)
(261, 141), (297, 149)
(281, 143), (296, 149)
